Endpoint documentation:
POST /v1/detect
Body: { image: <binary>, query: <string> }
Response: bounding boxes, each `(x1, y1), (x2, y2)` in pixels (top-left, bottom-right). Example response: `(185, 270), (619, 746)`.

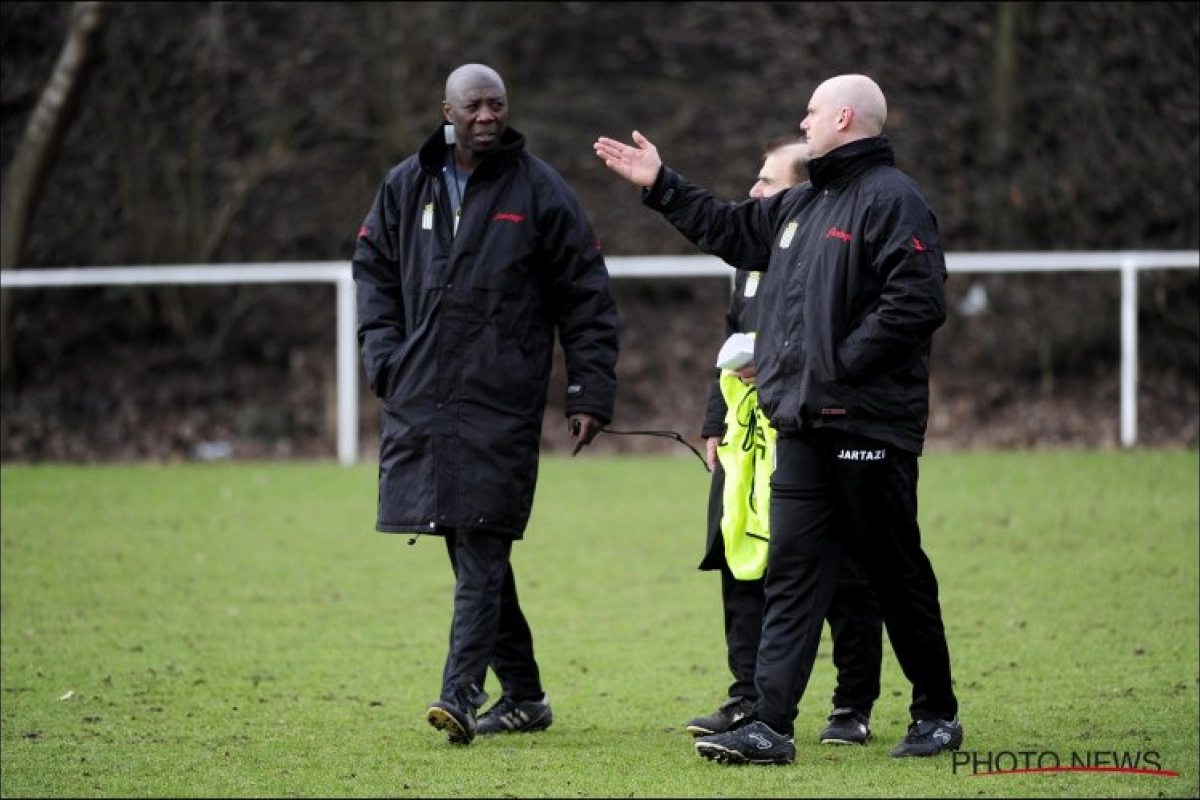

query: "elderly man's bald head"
(442, 63), (509, 164)
(445, 63), (506, 104)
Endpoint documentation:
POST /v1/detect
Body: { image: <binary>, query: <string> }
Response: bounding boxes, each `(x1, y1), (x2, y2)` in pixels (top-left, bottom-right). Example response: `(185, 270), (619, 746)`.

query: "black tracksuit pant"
(826, 554), (884, 716)
(754, 428), (958, 737)
(440, 528), (544, 704)
(719, 555), (883, 717)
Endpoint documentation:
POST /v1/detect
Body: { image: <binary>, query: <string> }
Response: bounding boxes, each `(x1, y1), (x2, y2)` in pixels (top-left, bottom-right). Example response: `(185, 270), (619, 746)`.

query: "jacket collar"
(808, 136), (894, 191)
(419, 125), (525, 180)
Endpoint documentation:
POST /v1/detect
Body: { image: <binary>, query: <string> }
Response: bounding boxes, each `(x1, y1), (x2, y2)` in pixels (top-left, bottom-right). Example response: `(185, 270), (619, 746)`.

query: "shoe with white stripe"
(476, 695), (553, 735)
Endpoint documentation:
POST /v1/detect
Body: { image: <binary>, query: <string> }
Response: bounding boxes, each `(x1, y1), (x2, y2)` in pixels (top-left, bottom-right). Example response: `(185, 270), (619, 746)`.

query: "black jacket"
(701, 265), (775, 440)
(648, 136), (946, 455)
(353, 125), (619, 537)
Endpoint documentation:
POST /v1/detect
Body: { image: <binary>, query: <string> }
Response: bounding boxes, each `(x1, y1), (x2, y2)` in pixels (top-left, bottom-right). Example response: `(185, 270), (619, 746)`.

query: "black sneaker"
(685, 695), (756, 736)
(426, 685), (488, 745)
(889, 717), (964, 757)
(695, 719), (796, 765)
(819, 707), (871, 745)
(477, 694), (553, 735)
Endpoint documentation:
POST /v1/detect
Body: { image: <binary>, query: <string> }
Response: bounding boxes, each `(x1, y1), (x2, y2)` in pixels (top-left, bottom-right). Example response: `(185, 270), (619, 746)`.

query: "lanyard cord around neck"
(443, 149), (465, 236)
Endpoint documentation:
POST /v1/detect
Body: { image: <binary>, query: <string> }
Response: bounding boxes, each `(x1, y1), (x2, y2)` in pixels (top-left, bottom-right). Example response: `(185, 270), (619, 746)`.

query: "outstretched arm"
(593, 130), (662, 188)
(597, 129), (774, 272)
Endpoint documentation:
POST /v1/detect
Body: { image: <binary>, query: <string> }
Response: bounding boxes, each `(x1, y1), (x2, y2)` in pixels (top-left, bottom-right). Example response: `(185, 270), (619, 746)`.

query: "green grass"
(1, 450), (1197, 798)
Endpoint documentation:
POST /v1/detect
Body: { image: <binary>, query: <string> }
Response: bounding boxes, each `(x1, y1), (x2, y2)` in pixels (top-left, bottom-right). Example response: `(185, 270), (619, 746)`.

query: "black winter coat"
(352, 125), (619, 538)
(648, 136), (946, 455)
(700, 268), (773, 441)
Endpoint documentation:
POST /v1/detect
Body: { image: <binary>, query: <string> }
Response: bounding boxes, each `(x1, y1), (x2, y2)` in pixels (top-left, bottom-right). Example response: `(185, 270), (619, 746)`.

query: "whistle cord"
(598, 428), (711, 472)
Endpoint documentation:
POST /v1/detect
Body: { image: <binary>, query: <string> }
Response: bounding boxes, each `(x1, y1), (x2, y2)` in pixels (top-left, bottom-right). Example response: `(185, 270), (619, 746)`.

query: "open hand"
(593, 130), (662, 188)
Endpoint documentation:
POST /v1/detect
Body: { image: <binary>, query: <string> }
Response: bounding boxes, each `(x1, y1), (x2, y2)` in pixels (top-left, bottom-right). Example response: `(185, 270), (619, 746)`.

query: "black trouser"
(826, 554), (883, 717)
(720, 564), (765, 701)
(720, 555), (882, 717)
(440, 528), (543, 703)
(753, 429), (957, 736)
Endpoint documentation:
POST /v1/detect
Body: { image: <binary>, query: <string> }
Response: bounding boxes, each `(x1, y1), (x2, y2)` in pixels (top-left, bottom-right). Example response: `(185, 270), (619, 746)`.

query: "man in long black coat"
(353, 62), (619, 745)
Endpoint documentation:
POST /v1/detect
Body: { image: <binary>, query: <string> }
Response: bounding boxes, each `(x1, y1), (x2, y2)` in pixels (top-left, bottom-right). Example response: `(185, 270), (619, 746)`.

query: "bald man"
(354, 62), (619, 746)
(595, 74), (962, 765)
(688, 138), (884, 750)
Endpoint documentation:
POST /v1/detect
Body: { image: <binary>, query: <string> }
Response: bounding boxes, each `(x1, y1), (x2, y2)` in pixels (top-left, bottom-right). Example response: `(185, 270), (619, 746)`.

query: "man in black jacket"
(354, 63), (619, 745)
(595, 73), (961, 765)
(688, 137), (884, 749)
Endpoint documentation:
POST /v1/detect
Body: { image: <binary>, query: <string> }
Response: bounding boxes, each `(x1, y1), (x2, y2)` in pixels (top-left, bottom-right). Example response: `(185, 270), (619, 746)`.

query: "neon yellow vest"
(717, 369), (777, 580)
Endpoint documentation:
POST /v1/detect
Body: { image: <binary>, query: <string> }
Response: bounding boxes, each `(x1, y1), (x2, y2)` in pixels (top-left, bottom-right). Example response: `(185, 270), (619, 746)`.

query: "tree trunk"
(0, 1), (108, 384)
(989, 1), (1022, 244)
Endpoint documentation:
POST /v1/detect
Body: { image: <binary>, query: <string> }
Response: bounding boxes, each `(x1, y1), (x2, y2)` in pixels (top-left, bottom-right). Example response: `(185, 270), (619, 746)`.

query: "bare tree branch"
(0, 1), (108, 381)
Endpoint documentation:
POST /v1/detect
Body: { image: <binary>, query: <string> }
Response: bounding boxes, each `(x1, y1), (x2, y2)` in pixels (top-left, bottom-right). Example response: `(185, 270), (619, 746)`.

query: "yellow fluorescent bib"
(717, 370), (777, 580)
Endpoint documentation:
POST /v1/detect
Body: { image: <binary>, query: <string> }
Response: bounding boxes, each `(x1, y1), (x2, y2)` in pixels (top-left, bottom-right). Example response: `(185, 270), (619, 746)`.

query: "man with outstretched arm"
(594, 73), (962, 766)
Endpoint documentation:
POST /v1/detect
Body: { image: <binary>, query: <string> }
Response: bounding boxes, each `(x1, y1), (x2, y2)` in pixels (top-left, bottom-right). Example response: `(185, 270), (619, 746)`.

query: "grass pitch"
(1, 450), (1197, 797)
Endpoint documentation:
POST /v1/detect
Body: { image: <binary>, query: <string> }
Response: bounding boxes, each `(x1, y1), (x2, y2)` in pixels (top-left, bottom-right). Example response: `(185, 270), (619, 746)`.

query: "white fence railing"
(3, 251), (1198, 464)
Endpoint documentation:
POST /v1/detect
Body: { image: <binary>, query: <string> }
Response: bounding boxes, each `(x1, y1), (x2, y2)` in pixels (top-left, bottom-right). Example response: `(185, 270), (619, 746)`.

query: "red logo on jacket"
(825, 226), (853, 242)
(493, 212), (525, 224)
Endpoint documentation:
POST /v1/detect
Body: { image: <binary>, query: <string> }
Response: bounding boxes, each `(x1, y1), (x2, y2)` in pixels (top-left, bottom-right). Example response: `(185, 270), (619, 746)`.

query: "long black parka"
(352, 125), (619, 539)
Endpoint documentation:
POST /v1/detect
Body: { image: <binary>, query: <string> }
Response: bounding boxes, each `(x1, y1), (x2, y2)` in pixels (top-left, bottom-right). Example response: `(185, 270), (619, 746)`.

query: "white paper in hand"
(715, 332), (755, 370)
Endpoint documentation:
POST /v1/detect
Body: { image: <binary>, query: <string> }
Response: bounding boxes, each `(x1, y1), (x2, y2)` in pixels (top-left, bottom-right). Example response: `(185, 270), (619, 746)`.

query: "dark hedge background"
(2, 1), (1197, 462)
